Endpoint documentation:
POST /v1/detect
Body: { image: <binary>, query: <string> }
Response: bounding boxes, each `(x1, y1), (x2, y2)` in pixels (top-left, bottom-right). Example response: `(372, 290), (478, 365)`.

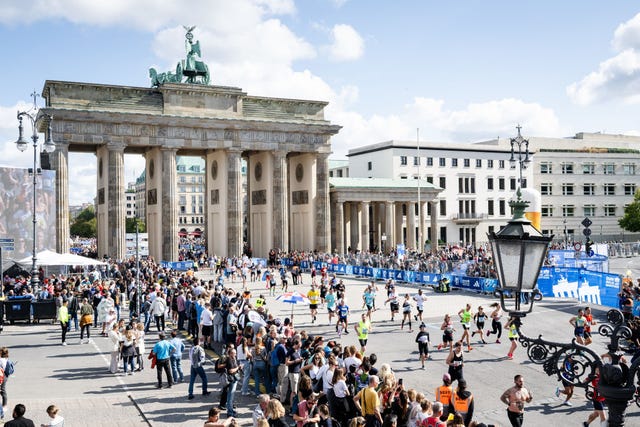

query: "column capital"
(106, 141), (127, 152)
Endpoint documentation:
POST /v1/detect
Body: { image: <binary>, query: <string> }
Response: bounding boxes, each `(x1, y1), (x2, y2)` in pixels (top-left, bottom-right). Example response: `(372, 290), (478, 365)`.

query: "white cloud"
(567, 49), (640, 105)
(0, 0), (296, 31)
(326, 24), (364, 62)
(568, 12), (640, 105)
(613, 12), (640, 51)
(326, 97), (563, 158)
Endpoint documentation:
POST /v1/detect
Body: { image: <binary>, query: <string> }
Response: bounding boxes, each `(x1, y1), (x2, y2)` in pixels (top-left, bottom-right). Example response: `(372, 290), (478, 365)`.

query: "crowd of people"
(2, 235), (639, 426)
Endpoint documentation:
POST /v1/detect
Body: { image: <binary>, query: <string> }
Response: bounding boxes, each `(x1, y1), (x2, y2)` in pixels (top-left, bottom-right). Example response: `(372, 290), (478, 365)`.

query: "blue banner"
(160, 261), (194, 271)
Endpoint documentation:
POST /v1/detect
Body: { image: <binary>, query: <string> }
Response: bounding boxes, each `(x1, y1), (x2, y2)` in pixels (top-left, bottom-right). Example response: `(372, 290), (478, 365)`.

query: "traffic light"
(585, 238), (593, 257)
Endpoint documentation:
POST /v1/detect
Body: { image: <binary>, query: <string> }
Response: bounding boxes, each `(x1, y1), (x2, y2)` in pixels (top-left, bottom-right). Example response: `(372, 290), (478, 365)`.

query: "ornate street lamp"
(15, 92), (55, 292)
(489, 126), (640, 427)
(487, 191), (551, 316)
(509, 124), (530, 188)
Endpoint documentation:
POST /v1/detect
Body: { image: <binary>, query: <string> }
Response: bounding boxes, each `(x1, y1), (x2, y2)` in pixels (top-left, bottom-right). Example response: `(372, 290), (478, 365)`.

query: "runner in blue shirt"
(325, 288), (337, 325)
(336, 299), (350, 336)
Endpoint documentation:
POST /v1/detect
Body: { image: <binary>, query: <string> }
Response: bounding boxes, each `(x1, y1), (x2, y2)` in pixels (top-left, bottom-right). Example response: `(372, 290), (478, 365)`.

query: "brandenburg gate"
(42, 28), (341, 261)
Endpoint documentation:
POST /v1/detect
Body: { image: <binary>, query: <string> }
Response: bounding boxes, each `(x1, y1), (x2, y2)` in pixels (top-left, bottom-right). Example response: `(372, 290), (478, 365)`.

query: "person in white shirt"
(412, 289), (426, 322)
(150, 293), (167, 331)
(200, 302), (214, 349)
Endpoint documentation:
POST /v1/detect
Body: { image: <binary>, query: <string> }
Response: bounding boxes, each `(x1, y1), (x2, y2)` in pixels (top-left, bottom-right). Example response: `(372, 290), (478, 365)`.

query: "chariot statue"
(149, 25), (211, 87)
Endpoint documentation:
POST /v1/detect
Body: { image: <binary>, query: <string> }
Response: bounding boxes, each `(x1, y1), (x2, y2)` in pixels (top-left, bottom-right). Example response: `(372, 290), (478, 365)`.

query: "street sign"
(583, 228), (592, 236)
(1, 246), (14, 251)
(0, 238), (14, 245)
(573, 242), (582, 251)
(581, 217), (592, 228)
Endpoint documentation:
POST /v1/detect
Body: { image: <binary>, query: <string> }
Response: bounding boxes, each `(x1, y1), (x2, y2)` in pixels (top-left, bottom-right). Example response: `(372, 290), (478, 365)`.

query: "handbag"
(220, 372), (229, 387)
(313, 374), (324, 393)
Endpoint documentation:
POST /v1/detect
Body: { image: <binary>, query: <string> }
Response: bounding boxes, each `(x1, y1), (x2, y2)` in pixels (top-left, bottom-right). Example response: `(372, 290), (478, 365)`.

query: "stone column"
(407, 202), (416, 249)
(161, 148), (178, 261)
(418, 202), (427, 253)
(50, 142), (70, 254)
(361, 201), (370, 252)
(385, 201), (394, 253)
(344, 202), (352, 252)
(108, 142), (126, 260)
(430, 200), (439, 253)
(335, 201), (344, 255)
(315, 153), (330, 252)
(395, 202), (404, 246)
(273, 150), (289, 251)
(227, 149), (243, 257)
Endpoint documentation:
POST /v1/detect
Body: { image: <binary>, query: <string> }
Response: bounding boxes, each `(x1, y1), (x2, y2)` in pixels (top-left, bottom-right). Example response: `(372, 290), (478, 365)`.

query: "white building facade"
(345, 140), (528, 246)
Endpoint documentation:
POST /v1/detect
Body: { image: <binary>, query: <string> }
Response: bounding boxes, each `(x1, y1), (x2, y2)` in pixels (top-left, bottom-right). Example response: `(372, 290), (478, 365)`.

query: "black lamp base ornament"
(518, 309), (639, 427)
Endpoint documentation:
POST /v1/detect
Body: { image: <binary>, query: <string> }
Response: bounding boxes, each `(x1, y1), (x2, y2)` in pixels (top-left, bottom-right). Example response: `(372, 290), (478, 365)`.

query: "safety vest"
(435, 385), (453, 405)
(452, 393), (472, 414)
(255, 298), (265, 308)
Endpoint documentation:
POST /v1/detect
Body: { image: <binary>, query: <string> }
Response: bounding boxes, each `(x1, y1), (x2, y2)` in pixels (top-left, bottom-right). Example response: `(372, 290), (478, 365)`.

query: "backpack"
(4, 360), (15, 376)
(0, 367), (4, 385)
(214, 356), (227, 374)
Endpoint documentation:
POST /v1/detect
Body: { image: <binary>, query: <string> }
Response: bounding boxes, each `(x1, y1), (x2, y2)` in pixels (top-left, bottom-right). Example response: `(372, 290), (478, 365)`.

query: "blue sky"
(2, 1), (640, 204)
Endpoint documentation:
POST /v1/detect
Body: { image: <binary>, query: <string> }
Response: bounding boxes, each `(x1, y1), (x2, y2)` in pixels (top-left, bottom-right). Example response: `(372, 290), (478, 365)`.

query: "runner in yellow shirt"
(307, 284), (321, 324)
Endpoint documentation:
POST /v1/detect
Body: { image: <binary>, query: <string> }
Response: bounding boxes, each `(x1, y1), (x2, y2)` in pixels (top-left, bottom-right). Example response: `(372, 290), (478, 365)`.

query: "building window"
(604, 183), (616, 195)
(427, 157), (433, 166)
(604, 205), (616, 217)
(438, 176), (446, 189)
(541, 205), (553, 217)
(180, 206), (186, 214)
(499, 160), (505, 169)
(624, 183), (637, 195)
(540, 183), (552, 195)
(367, 161), (372, 171)
(487, 200), (494, 216)
(476, 159), (482, 168)
(498, 178), (505, 190)
(623, 164), (636, 175)
(603, 163), (615, 175)
(562, 205), (575, 217)
(400, 156), (408, 166)
(540, 163), (552, 174)
(458, 177), (476, 194)
(439, 158), (446, 167)
(414, 156), (420, 166)
(439, 200), (447, 216)
(463, 158), (470, 167)
(562, 163), (574, 174)
(329, 171), (333, 177)
(426, 176), (433, 184)
(487, 159), (494, 168)
(337, 170), (343, 177)
(487, 178), (494, 190)
(180, 176), (186, 183)
(400, 175), (408, 179)
(582, 163), (595, 174)
(510, 178), (517, 190)
(562, 184), (574, 196)
(451, 158), (458, 167)
(499, 200), (506, 216)
(584, 205), (596, 217)
(582, 183), (595, 196)
(179, 196), (186, 205)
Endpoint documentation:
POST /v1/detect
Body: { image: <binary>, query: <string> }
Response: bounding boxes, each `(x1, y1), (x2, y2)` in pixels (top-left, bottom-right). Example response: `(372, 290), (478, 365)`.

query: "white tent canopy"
(15, 250), (107, 267)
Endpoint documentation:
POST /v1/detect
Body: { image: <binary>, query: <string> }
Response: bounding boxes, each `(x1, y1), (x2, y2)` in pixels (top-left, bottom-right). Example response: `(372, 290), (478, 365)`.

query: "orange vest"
(436, 385), (453, 405)
(452, 393), (472, 414)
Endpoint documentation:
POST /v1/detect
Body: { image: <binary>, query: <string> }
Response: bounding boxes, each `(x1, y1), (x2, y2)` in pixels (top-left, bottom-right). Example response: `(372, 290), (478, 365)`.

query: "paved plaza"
(1, 269), (639, 426)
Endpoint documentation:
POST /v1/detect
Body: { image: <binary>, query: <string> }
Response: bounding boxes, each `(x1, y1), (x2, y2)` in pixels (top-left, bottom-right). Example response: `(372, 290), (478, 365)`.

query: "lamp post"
(509, 124), (530, 188)
(563, 218), (568, 249)
(490, 130), (639, 427)
(14, 92), (56, 293)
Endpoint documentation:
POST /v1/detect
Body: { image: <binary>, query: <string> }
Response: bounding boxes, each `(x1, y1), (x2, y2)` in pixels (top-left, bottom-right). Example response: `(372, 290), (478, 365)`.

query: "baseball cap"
(419, 323), (426, 328)
(442, 373), (451, 382)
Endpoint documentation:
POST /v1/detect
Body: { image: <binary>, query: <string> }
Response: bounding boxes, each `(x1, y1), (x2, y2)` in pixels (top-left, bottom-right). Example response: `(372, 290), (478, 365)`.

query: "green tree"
(126, 217), (147, 233)
(619, 189), (640, 232)
(70, 206), (97, 238)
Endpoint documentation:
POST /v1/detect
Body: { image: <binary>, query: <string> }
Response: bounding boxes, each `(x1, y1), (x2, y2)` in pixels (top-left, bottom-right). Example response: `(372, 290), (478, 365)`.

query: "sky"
(2, 1), (640, 204)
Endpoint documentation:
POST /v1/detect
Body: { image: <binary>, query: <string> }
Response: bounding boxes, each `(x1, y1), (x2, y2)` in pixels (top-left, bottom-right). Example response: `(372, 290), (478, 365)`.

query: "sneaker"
(437, 344), (443, 350)
(471, 331), (476, 337)
(242, 392), (251, 396)
(467, 347), (473, 351)
(156, 384), (162, 389)
(203, 391), (211, 396)
(563, 401), (572, 406)
(414, 315), (418, 321)
(583, 422), (589, 427)
(555, 387), (560, 398)
(486, 330), (491, 336)
(188, 395), (195, 400)
(62, 342), (67, 346)
(482, 340), (487, 344)
(496, 339), (501, 344)
(507, 353), (513, 360)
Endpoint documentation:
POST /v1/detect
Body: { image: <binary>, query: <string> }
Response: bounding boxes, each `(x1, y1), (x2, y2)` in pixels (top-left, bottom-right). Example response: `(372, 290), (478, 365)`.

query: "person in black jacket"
(448, 379), (474, 427)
